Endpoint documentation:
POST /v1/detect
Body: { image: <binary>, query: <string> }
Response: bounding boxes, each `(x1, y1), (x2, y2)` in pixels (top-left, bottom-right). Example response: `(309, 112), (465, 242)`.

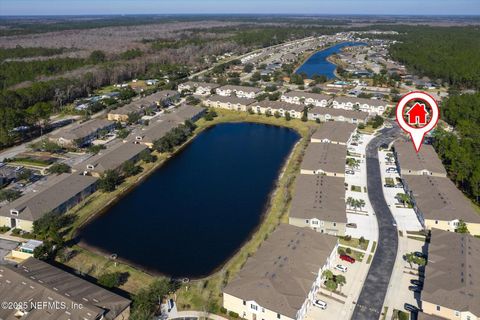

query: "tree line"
(433, 93), (480, 203)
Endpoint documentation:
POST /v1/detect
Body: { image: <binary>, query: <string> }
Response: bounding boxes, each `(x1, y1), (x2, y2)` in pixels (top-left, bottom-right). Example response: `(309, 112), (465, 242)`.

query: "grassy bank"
(62, 109), (317, 312)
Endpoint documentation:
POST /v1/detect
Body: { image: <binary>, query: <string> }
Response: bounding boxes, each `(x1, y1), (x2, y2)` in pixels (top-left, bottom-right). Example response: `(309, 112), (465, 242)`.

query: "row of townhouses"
(288, 122), (357, 236)
(0, 105), (205, 232)
(393, 140), (480, 236)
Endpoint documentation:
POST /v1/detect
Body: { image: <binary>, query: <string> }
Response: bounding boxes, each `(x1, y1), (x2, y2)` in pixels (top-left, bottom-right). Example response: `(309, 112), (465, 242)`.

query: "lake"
(295, 42), (367, 79)
(76, 122), (299, 278)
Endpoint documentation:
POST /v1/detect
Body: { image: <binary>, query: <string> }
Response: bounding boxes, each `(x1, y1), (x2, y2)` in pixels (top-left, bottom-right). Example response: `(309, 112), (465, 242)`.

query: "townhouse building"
(177, 81), (220, 95)
(249, 100), (305, 119)
(0, 173), (97, 232)
(420, 229), (479, 320)
(308, 106), (369, 124)
(49, 119), (115, 147)
(310, 122), (357, 145)
(215, 85), (262, 99)
(402, 175), (480, 236)
(300, 142), (347, 177)
(393, 141), (447, 177)
(203, 95), (255, 112)
(332, 96), (388, 115)
(289, 174), (347, 236)
(281, 91), (332, 107)
(0, 258), (131, 320)
(223, 224), (338, 320)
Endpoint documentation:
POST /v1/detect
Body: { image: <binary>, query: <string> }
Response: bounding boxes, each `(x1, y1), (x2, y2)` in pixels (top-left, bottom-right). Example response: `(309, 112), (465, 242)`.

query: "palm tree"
(335, 274), (346, 293)
(357, 199), (366, 211)
(396, 193), (410, 207)
(346, 197), (354, 209)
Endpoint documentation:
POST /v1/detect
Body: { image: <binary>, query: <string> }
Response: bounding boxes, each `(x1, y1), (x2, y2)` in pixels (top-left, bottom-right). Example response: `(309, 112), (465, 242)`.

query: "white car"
(313, 299), (327, 310)
(335, 264), (348, 273)
(386, 167), (398, 173)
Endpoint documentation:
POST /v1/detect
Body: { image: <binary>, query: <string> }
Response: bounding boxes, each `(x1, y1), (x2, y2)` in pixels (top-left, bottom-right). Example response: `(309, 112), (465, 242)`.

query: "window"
(243, 301), (246, 306)
(435, 220), (438, 224)
(251, 304), (258, 311)
(306, 220), (309, 224)
(277, 314), (281, 319)
(436, 306), (441, 311)
(312, 221), (319, 225)
(333, 223), (337, 227)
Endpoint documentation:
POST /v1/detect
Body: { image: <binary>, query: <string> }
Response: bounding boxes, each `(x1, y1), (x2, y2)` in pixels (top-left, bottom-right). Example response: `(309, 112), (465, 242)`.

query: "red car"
(340, 254), (355, 263)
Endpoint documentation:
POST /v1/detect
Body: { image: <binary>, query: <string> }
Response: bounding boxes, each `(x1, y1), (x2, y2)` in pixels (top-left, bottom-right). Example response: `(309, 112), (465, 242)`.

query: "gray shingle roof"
(311, 122), (357, 144)
(300, 142), (347, 175)
(50, 119), (114, 142)
(422, 229), (480, 315)
(223, 224), (337, 319)
(205, 94), (255, 106)
(283, 91), (332, 102)
(289, 174), (346, 222)
(403, 175), (480, 223)
(217, 85), (262, 93)
(309, 106), (369, 120)
(0, 258), (130, 320)
(0, 174), (97, 221)
(394, 140), (447, 176)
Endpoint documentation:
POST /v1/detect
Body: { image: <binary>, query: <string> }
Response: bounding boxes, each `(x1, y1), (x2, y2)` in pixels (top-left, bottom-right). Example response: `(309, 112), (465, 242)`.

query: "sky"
(1, 0), (480, 16)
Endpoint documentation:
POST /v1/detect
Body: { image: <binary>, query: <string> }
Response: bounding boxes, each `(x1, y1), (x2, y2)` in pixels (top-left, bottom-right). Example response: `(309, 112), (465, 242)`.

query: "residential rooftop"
(0, 173), (97, 221)
(290, 174), (346, 222)
(50, 119), (113, 142)
(283, 91), (332, 101)
(309, 106), (369, 120)
(422, 229), (480, 316)
(205, 94), (256, 105)
(163, 105), (205, 123)
(223, 224), (337, 319)
(180, 81), (220, 89)
(253, 100), (305, 112)
(0, 258), (131, 320)
(394, 140), (447, 176)
(311, 122), (357, 144)
(334, 96), (387, 106)
(403, 175), (480, 223)
(300, 142), (347, 175)
(217, 85), (262, 93)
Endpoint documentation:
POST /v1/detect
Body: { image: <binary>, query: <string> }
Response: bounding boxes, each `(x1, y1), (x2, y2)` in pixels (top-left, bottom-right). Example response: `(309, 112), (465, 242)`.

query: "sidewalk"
(169, 311), (229, 320)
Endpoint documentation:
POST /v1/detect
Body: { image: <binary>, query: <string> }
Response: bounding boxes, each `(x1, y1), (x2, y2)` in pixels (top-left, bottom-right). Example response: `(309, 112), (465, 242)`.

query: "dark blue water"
(77, 123), (299, 278)
(295, 42), (367, 79)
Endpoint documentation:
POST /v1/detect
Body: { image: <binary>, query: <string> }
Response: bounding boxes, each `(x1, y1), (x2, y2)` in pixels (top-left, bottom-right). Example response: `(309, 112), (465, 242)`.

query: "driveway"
(351, 126), (402, 320)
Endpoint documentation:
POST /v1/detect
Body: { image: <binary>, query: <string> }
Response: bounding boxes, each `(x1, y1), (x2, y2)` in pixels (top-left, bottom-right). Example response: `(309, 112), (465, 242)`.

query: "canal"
(295, 41), (367, 79)
(77, 122), (299, 278)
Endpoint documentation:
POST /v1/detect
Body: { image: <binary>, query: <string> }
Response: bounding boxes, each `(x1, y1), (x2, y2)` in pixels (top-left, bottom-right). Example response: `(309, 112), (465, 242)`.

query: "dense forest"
(388, 26), (480, 89)
(433, 93), (480, 203)
(0, 47), (66, 61)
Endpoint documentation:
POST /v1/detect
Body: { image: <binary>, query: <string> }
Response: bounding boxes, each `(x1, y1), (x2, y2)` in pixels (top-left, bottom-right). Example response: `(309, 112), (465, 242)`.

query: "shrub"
(220, 307), (227, 314)
(346, 247), (352, 254)
(228, 311), (239, 318)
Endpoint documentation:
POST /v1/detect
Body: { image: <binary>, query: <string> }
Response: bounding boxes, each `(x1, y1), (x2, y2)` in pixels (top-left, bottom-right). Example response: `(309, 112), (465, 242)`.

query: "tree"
(89, 50), (106, 63)
(47, 163), (71, 175)
(322, 269), (333, 280)
(285, 112), (291, 121)
(127, 112), (141, 125)
(244, 63), (254, 73)
(346, 158), (360, 170)
(130, 279), (180, 320)
(274, 111), (281, 118)
(139, 150), (156, 163)
(26, 102), (53, 136)
(405, 252), (426, 268)
(117, 128), (130, 139)
(301, 109), (308, 122)
(335, 274), (346, 292)
(455, 220), (469, 234)
(98, 170), (122, 192)
(0, 189), (22, 202)
(17, 169), (33, 181)
(325, 279), (338, 292)
(98, 271), (127, 288)
(122, 160), (141, 177)
(396, 193), (411, 207)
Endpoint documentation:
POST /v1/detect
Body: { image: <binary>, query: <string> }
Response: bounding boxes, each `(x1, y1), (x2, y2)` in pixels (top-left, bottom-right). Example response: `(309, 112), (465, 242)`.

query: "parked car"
(346, 223), (357, 228)
(351, 142), (358, 146)
(410, 279), (423, 286)
(346, 170), (355, 175)
(386, 167), (398, 173)
(408, 285), (422, 292)
(404, 303), (420, 313)
(340, 254), (355, 263)
(414, 251), (426, 258)
(335, 264), (348, 273)
(384, 184), (394, 188)
(313, 299), (327, 309)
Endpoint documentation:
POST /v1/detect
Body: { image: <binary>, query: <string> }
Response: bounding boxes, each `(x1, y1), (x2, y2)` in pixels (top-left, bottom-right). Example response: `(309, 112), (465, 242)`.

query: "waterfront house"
(132, 119), (178, 149)
(203, 95), (255, 112)
(402, 175), (480, 236)
(281, 91), (332, 107)
(49, 119), (115, 147)
(223, 224), (338, 320)
(178, 81), (220, 95)
(393, 141), (447, 177)
(215, 85), (262, 99)
(300, 142), (347, 177)
(420, 229), (480, 320)
(308, 106), (369, 124)
(0, 173), (97, 232)
(249, 100), (305, 119)
(80, 141), (148, 177)
(332, 96), (388, 115)
(311, 122), (357, 145)
(0, 258), (131, 320)
(163, 105), (206, 123)
(289, 174), (347, 236)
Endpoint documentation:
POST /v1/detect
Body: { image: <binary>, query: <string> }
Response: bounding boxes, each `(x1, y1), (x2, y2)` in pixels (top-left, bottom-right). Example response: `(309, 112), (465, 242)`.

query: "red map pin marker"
(396, 91), (440, 152)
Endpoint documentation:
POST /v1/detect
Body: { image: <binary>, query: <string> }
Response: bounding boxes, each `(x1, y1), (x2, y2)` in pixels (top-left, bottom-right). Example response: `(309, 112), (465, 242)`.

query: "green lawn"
(339, 236), (369, 251)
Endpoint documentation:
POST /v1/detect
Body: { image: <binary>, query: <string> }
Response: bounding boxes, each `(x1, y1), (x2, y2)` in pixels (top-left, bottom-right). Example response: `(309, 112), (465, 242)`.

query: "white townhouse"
(203, 95), (255, 112)
(308, 106), (369, 124)
(332, 96), (388, 115)
(250, 100), (305, 119)
(177, 81), (220, 96)
(215, 85), (262, 99)
(281, 91), (332, 107)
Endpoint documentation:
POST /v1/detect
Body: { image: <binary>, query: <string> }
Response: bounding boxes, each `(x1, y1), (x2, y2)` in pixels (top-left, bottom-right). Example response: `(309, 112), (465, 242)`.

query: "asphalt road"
(351, 126), (401, 320)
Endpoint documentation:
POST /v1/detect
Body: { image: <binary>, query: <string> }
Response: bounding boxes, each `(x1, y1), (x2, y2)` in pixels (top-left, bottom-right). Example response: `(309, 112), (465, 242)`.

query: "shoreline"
(66, 110), (313, 284)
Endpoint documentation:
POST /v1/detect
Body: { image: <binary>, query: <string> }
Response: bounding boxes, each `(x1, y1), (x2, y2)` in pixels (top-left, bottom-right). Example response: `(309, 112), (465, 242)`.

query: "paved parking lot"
(0, 238), (20, 264)
(378, 149), (423, 232)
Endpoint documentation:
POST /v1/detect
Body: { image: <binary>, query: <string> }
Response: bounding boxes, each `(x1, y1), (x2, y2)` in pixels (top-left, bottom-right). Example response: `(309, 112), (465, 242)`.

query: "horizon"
(1, 0), (480, 16)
